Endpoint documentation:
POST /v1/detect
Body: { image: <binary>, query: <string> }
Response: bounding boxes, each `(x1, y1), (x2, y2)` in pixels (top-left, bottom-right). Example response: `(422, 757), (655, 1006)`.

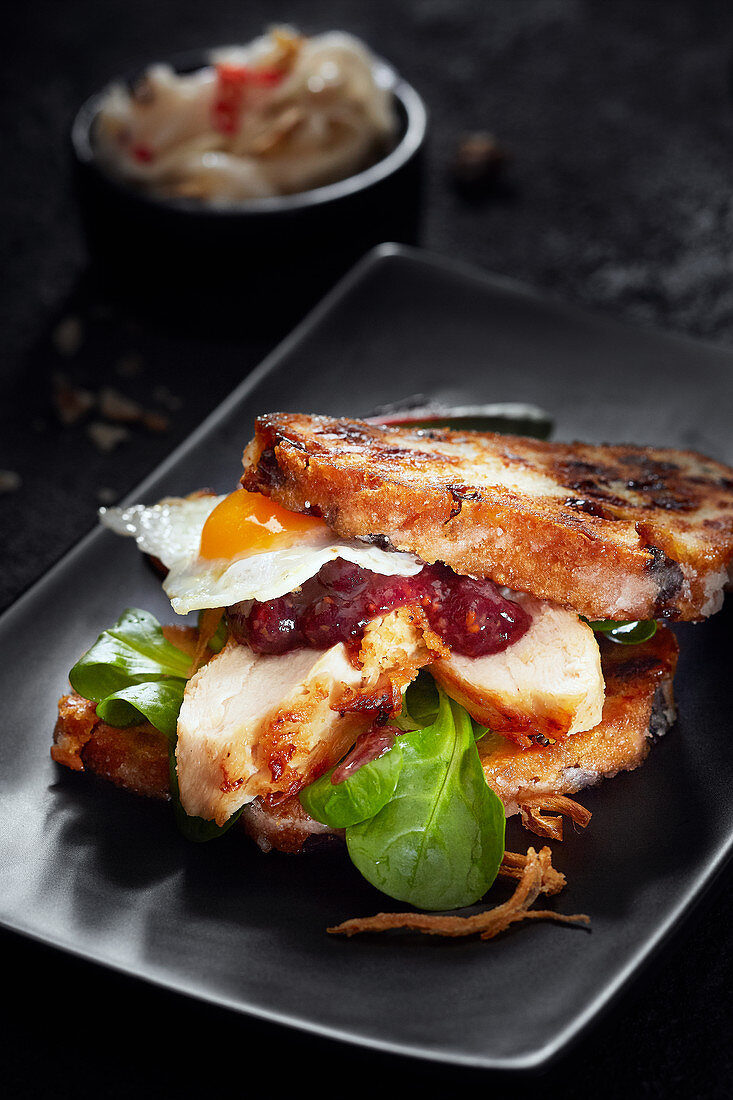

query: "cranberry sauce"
(227, 559), (530, 658)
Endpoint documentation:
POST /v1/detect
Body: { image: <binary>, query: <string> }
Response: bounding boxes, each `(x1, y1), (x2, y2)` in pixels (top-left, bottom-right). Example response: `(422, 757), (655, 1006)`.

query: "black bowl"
(70, 51), (427, 330)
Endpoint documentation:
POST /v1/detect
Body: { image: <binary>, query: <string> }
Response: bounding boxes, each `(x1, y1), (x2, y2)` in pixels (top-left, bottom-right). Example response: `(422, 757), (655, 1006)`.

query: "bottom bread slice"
(52, 626), (678, 853)
(480, 627), (678, 814)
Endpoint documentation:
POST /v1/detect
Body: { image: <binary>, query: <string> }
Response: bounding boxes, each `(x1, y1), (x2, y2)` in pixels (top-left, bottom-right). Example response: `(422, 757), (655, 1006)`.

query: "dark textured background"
(3, 1), (733, 1095)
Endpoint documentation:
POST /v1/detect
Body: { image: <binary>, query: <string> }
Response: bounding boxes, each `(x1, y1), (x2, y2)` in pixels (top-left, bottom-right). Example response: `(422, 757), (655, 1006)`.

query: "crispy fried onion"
(327, 846), (590, 940)
(519, 794), (592, 841)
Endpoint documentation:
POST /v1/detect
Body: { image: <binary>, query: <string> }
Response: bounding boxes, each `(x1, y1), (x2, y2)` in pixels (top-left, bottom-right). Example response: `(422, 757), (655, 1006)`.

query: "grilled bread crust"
(52, 629), (678, 853)
(241, 413), (733, 621)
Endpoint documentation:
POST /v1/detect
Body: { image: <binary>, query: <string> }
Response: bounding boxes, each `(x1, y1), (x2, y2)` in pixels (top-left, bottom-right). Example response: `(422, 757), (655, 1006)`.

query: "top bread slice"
(241, 413), (733, 622)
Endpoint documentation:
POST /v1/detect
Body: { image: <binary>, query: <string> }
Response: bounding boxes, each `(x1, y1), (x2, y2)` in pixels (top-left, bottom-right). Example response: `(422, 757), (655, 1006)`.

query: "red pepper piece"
(248, 66), (284, 87)
(213, 63), (249, 134)
(212, 62), (285, 133)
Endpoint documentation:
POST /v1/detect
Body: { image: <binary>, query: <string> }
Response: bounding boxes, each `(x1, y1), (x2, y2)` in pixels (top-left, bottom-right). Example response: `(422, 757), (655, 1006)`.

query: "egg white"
(100, 495), (423, 615)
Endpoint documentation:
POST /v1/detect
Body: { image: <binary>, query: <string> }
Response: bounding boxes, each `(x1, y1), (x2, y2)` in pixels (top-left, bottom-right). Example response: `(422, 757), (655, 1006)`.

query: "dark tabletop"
(3, 1), (733, 1096)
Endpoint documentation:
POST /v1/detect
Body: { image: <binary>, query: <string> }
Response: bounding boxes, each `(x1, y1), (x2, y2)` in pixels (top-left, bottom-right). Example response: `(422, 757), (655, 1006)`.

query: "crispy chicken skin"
(53, 627), (677, 853)
(241, 413), (733, 622)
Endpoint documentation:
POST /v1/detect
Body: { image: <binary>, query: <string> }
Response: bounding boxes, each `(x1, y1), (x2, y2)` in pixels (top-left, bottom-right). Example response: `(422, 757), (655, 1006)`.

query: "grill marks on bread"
(242, 413), (733, 621)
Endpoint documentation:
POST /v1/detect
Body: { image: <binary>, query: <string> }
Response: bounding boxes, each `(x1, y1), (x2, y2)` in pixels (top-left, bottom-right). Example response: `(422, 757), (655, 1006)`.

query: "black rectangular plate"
(1, 244), (732, 1070)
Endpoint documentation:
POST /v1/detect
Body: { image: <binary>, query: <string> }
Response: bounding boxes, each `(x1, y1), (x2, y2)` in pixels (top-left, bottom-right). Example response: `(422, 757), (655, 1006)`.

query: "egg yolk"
(199, 488), (327, 560)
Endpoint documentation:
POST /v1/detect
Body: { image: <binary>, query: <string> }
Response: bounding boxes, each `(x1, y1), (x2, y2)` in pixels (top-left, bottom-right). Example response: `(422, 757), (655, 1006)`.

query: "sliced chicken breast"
(479, 625), (678, 812)
(430, 593), (604, 746)
(52, 627), (677, 855)
(176, 640), (361, 825)
(176, 606), (441, 826)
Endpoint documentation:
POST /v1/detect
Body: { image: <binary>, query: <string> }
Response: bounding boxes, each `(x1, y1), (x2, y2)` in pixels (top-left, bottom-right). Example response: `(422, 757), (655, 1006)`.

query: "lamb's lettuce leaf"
(395, 670), (488, 740)
(584, 618), (657, 645)
(69, 607), (191, 712)
(94, 681), (186, 738)
(345, 689), (505, 910)
(197, 609), (227, 654)
(68, 607), (235, 841)
(393, 670), (439, 731)
(298, 673), (506, 910)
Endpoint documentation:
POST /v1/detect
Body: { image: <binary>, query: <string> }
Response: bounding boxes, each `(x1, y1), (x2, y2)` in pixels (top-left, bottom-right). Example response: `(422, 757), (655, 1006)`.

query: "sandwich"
(53, 413), (733, 932)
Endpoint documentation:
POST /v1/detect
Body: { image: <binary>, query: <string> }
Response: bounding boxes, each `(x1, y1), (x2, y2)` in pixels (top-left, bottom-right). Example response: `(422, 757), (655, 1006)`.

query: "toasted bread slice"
(241, 413), (733, 621)
(52, 627), (677, 853)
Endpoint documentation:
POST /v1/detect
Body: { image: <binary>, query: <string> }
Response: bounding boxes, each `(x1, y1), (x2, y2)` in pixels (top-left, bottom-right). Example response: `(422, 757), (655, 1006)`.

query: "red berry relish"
(227, 559), (530, 658)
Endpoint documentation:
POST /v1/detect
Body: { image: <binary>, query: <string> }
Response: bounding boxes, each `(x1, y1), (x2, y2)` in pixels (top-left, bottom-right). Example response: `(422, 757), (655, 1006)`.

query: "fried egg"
(100, 488), (423, 615)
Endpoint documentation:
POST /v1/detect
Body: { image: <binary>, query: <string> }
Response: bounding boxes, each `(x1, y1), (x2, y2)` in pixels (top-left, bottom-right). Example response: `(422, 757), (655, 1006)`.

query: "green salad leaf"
(197, 609), (227, 654)
(69, 607), (235, 841)
(69, 608), (191, 704)
(299, 741), (404, 829)
(391, 403), (553, 440)
(395, 671), (488, 741)
(345, 688), (506, 911)
(393, 670), (440, 731)
(584, 618), (657, 645)
(95, 681), (186, 738)
(69, 608), (191, 736)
